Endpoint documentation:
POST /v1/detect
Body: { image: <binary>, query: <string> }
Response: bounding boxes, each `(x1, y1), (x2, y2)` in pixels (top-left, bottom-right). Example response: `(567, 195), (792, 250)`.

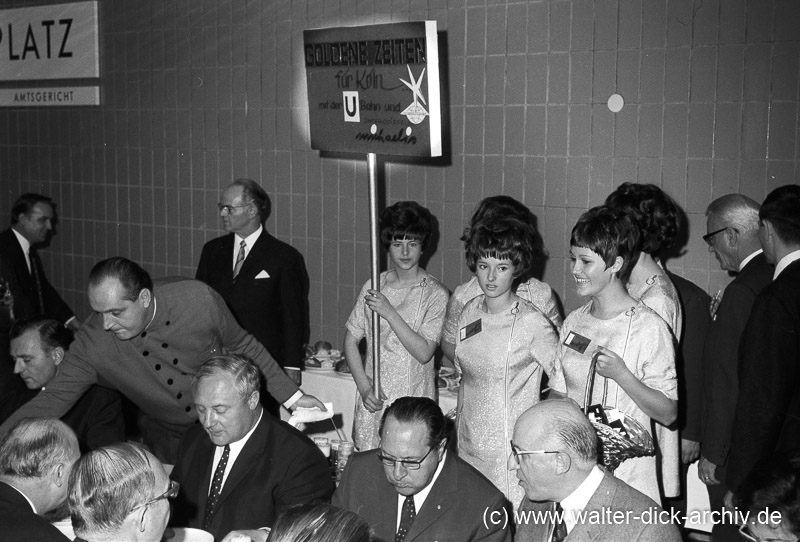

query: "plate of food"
(305, 340), (344, 371)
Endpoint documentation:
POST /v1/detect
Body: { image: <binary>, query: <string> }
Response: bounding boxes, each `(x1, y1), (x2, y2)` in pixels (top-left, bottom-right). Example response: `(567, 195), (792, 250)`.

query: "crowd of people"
(0, 181), (798, 542)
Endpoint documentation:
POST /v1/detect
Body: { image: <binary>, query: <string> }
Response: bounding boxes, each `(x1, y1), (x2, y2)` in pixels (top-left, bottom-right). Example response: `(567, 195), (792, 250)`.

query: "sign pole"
(367, 152), (381, 400)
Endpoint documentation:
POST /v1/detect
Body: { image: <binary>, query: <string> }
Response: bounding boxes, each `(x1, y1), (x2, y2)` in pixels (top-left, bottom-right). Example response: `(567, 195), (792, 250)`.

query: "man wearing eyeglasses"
(68, 442), (173, 542)
(333, 396), (510, 542)
(0, 418), (79, 542)
(698, 194), (773, 539)
(171, 355), (332, 542)
(513, 400), (681, 542)
(196, 179), (309, 408)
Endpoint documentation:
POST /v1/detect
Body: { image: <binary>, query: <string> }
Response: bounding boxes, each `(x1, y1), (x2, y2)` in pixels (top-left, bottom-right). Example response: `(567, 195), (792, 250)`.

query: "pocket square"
(255, 270), (271, 279)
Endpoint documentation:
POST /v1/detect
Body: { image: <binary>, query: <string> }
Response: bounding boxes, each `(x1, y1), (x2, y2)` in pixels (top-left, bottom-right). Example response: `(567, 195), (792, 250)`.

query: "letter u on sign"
(343, 91), (360, 122)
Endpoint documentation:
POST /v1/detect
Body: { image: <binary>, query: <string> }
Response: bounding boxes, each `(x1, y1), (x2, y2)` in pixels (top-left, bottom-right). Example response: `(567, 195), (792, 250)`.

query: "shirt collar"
(236, 225), (263, 248)
(774, 249), (800, 280)
(739, 249), (763, 272)
(559, 466), (605, 533)
(11, 228), (31, 255)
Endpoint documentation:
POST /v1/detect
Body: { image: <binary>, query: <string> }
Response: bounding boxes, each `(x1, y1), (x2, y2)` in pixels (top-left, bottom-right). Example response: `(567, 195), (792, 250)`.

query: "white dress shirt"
(231, 226), (263, 270)
(394, 450), (448, 531)
(559, 465), (605, 534)
(774, 249), (800, 280)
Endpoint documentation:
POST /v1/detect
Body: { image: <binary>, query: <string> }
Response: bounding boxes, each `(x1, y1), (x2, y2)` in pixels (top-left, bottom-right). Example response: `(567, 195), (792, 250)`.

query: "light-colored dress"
(550, 300), (677, 503)
(628, 270), (682, 497)
(455, 296), (559, 506)
(346, 270), (449, 450)
(442, 276), (562, 349)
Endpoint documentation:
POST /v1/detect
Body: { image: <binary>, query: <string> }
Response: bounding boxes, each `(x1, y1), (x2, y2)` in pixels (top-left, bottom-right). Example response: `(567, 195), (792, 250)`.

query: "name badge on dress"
(563, 331), (591, 354)
(459, 319), (482, 341)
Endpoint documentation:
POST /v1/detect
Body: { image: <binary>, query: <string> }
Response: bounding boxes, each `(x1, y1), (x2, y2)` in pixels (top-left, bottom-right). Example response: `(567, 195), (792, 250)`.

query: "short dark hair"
(736, 451), (800, 538)
(231, 178), (271, 222)
(88, 257), (153, 302)
(9, 315), (74, 351)
(11, 193), (53, 224)
(605, 182), (680, 254)
(379, 397), (447, 449)
(760, 185), (800, 246)
(464, 216), (535, 280)
(379, 201), (435, 251)
(571, 206), (640, 283)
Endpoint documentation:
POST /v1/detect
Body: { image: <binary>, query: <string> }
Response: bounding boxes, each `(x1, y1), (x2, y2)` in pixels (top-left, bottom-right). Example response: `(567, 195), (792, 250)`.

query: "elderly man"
(196, 179), (309, 394)
(68, 442), (175, 542)
(333, 396), (510, 542)
(698, 194), (772, 533)
(0, 418), (80, 542)
(171, 355), (332, 542)
(2, 316), (125, 450)
(727, 185), (800, 496)
(512, 400), (681, 542)
(0, 257), (324, 463)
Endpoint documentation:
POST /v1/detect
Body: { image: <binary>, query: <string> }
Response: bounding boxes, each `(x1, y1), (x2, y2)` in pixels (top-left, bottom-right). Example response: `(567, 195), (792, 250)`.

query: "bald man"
(511, 400), (681, 542)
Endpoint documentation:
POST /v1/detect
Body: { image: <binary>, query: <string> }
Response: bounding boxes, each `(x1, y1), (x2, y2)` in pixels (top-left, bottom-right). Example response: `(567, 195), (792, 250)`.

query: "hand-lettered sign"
(304, 21), (441, 157)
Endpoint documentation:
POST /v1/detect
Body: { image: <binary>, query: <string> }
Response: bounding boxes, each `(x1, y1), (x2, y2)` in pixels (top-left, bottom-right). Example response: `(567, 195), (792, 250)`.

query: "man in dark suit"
(698, 194), (773, 537)
(727, 185), (800, 496)
(171, 354), (332, 542)
(513, 400), (681, 542)
(0, 418), (80, 542)
(333, 396), (510, 542)
(196, 179), (309, 393)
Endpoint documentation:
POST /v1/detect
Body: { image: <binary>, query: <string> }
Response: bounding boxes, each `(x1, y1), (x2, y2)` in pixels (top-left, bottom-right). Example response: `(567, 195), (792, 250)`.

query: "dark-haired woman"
(454, 216), (558, 506)
(344, 201), (448, 450)
(550, 206), (678, 502)
(441, 195), (561, 363)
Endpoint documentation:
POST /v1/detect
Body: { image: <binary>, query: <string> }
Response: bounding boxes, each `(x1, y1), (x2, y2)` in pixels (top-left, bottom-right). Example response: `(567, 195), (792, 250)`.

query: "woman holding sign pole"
(344, 201), (448, 451)
(549, 206), (678, 503)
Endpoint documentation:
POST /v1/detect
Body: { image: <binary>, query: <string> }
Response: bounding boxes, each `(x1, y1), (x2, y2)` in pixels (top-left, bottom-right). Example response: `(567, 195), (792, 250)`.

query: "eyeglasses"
(739, 523), (799, 542)
(510, 441), (560, 463)
(703, 226), (737, 246)
(217, 203), (250, 214)
(130, 480), (180, 512)
(376, 446), (436, 470)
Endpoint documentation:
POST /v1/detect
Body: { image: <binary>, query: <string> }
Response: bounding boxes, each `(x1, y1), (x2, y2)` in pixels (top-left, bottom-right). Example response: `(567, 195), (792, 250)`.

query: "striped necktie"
(233, 240), (246, 280)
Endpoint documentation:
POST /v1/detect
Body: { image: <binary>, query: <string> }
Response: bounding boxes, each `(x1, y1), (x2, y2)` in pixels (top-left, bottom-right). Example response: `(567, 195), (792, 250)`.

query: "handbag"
(581, 307), (655, 471)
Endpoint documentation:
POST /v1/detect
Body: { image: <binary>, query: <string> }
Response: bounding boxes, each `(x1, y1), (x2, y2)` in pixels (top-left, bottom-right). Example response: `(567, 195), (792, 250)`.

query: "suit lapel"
(195, 438), (216, 510)
(236, 229), (270, 281)
(406, 454), (457, 541)
(567, 474), (617, 541)
(215, 415), (269, 507)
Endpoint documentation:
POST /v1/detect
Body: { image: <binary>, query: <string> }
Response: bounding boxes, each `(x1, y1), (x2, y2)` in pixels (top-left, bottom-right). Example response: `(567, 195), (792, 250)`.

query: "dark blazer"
(0, 228), (73, 324)
(516, 473), (681, 542)
(332, 449), (511, 542)
(701, 253), (773, 472)
(0, 481), (70, 541)
(196, 230), (309, 370)
(666, 271), (711, 441)
(171, 411), (333, 540)
(727, 258), (800, 491)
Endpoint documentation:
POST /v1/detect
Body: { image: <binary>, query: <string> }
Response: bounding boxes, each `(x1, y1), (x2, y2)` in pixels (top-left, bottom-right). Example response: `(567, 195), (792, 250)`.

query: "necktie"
(203, 444), (230, 529)
(552, 502), (568, 542)
(395, 495), (416, 542)
(28, 249), (45, 314)
(233, 240), (246, 280)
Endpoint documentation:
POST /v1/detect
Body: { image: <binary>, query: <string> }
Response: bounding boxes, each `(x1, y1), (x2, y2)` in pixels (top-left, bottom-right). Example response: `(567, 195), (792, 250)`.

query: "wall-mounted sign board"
(304, 21), (441, 158)
(0, 1), (99, 81)
(0, 86), (99, 106)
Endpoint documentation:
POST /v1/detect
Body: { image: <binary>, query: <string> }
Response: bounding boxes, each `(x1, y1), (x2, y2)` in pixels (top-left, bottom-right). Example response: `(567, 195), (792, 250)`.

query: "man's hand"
(724, 490), (735, 511)
(294, 393), (326, 411)
(698, 456), (720, 485)
(221, 529), (269, 542)
(286, 368), (302, 386)
(681, 438), (700, 464)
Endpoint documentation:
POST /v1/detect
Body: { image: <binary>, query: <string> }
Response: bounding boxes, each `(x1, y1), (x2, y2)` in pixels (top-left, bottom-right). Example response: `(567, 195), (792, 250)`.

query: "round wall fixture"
(608, 93), (624, 113)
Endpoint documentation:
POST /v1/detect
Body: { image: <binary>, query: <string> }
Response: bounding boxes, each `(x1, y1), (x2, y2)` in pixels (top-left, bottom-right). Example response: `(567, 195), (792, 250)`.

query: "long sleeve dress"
(550, 300), (678, 502)
(346, 270), (449, 450)
(455, 296), (559, 506)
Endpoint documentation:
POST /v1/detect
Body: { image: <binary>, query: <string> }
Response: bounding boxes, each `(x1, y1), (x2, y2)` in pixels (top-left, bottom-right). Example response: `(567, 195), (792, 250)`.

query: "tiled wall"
(1, 0), (798, 349)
